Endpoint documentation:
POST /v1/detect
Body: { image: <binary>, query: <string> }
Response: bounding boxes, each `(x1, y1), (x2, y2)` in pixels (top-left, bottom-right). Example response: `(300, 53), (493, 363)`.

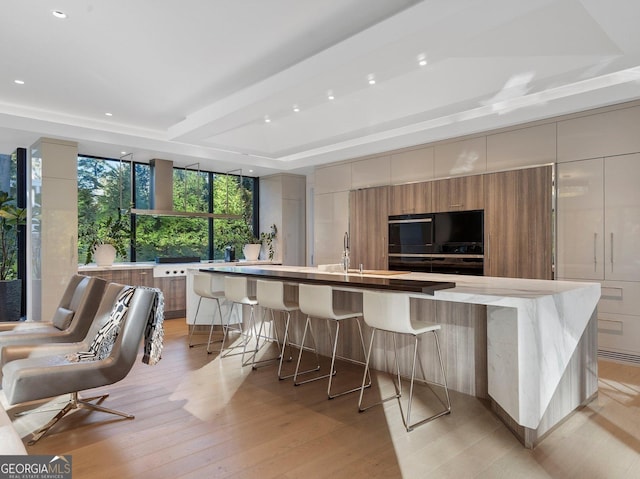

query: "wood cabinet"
(349, 186), (388, 270)
(153, 276), (186, 318)
(484, 166), (553, 279)
(432, 175), (484, 213)
(80, 268), (153, 287)
(81, 267), (186, 318)
(388, 182), (432, 215)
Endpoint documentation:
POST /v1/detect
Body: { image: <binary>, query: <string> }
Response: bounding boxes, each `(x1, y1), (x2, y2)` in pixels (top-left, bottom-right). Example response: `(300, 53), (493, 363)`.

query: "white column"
(28, 138), (78, 321)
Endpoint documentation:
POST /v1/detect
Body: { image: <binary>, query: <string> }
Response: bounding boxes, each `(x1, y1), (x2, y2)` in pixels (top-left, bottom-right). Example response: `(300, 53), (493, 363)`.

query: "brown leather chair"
(0, 274), (106, 346)
(2, 285), (160, 444)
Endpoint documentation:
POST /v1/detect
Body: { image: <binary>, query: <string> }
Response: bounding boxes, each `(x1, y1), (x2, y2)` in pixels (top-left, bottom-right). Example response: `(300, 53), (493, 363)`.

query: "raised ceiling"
(1, 0), (639, 176)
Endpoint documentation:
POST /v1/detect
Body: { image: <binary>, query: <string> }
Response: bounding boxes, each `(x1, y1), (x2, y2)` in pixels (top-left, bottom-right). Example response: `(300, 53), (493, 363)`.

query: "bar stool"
(189, 274), (226, 353)
(222, 275), (258, 364)
(358, 290), (451, 431)
(254, 280), (294, 374)
(294, 283), (370, 399)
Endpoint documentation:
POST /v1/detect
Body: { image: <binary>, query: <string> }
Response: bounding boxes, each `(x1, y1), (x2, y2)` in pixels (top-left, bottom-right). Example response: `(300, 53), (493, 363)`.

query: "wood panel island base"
(198, 265), (601, 448)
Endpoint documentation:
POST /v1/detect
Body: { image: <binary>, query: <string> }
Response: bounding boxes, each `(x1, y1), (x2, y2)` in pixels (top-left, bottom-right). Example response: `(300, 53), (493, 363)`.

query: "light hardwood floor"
(8, 319), (640, 478)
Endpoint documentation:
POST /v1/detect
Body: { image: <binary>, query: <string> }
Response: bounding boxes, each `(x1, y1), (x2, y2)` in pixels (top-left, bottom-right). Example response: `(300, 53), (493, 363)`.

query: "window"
(77, 156), (257, 264)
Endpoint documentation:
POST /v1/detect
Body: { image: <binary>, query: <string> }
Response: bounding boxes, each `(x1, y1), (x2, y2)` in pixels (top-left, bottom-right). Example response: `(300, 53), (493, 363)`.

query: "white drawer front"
(598, 280), (640, 315)
(598, 311), (640, 356)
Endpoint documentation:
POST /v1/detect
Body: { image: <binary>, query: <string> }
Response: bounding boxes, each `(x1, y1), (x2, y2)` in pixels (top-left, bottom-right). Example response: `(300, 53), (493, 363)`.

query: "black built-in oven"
(388, 213), (434, 255)
(388, 210), (484, 275)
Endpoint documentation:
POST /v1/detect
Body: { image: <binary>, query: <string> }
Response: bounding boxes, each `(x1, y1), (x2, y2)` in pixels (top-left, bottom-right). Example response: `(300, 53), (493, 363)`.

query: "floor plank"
(5, 319), (640, 478)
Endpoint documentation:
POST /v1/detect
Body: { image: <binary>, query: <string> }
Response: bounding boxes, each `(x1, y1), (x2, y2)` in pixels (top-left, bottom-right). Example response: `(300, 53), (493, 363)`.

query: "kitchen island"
(198, 265), (600, 448)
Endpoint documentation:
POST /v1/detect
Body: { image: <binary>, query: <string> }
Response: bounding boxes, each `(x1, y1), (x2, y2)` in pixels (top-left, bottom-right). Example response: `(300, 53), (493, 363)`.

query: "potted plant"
(241, 230), (262, 261)
(79, 208), (130, 265)
(0, 190), (27, 321)
(260, 224), (277, 261)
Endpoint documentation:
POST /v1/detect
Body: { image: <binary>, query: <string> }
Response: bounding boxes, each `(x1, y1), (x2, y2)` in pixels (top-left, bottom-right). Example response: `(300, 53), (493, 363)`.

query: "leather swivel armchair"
(0, 274), (107, 346)
(1, 285), (160, 445)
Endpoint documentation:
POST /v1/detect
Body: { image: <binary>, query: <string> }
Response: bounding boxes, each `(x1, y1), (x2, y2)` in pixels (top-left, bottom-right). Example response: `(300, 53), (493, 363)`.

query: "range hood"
(131, 159), (242, 219)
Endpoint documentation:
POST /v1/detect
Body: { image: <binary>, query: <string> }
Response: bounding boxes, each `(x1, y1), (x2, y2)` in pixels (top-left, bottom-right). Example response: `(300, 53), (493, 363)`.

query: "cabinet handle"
(610, 232), (614, 272)
(593, 232), (597, 272)
(450, 203), (463, 208)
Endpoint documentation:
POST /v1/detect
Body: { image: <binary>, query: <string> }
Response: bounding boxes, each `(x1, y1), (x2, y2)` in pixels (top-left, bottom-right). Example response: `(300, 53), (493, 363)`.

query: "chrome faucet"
(342, 231), (350, 273)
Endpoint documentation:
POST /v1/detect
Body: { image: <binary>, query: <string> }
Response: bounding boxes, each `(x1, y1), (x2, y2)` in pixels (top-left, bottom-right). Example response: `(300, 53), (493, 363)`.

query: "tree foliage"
(77, 157), (257, 263)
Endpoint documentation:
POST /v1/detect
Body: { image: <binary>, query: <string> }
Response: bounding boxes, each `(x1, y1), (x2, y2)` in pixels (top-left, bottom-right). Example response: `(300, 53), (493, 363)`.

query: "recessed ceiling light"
(367, 74), (376, 85)
(249, 169), (254, 173)
(293, 105), (300, 112)
(105, 112), (113, 117)
(52, 10), (67, 19)
(264, 115), (271, 123)
(14, 79), (25, 85)
(121, 151), (127, 155)
(327, 90), (335, 100)
(418, 54), (428, 67)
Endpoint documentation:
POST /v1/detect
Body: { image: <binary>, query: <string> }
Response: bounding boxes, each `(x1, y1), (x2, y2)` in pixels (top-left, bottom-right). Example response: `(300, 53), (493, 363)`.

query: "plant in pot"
(260, 224), (278, 261)
(0, 190), (27, 321)
(241, 230), (262, 262)
(79, 208), (130, 266)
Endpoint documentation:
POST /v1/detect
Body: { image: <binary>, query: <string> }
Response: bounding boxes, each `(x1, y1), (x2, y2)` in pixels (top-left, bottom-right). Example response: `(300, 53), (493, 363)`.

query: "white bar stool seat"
(190, 274), (226, 353)
(222, 275), (258, 364)
(295, 283), (370, 399)
(358, 290), (451, 431)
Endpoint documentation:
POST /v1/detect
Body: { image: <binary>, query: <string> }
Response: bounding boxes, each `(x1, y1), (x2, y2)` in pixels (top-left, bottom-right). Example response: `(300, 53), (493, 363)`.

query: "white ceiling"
(1, 0), (640, 177)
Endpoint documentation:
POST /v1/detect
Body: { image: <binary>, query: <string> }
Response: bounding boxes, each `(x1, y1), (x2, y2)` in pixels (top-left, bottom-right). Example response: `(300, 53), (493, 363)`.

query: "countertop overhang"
(199, 266), (455, 295)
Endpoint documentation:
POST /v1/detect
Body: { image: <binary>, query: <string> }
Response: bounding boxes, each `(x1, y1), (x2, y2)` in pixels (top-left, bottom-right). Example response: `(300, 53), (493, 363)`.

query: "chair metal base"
(216, 301), (258, 367)
(295, 315), (371, 399)
(27, 391), (134, 445)
(250, 308), (284, 370)
(358, 328), (451, 432)
(189, 295), (225, 350)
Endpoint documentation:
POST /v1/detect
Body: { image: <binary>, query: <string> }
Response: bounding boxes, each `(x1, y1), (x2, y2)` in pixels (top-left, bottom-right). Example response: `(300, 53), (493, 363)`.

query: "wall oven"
(388, 213), (434, 255)
(388, 210), (484, 275)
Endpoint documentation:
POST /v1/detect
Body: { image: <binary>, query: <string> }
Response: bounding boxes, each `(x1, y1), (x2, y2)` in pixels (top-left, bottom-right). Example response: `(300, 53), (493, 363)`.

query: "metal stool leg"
(252, 308), (283, 369)
(188, 297), (204, 347)
(293, 316), (322, 385)
(220, 302), (252, 359)
(400, 331), (451, 431)
(277, 310), (295, 379)
(359, 329), (401, 412)
(205, 297), (225, 354)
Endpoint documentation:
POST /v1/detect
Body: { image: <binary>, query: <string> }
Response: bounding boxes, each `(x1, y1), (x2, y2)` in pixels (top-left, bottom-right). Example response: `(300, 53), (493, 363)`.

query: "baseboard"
(598, 349), (640, 365)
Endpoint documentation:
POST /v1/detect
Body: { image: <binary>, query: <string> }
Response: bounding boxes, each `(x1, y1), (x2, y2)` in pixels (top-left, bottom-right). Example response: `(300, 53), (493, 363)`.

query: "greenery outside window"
(78, 156), (257, 264)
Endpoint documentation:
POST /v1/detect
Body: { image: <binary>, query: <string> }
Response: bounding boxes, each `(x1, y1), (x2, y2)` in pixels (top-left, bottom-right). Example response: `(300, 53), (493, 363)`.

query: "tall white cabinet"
(557, 154), (640, 357)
